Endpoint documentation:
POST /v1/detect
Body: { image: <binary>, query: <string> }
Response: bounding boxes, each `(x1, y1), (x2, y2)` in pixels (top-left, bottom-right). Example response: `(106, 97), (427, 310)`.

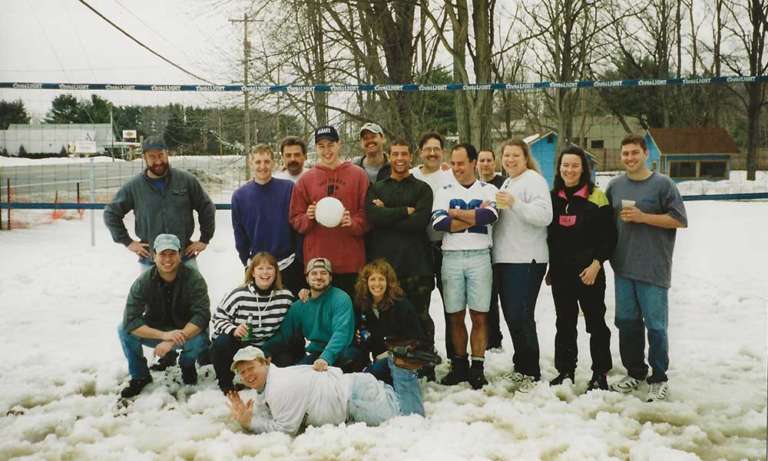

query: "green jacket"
(104, 168), (215, 249)
(262, 287), (354, 365)
(122, 264), (211, 333)
(366, 174), (433, 276)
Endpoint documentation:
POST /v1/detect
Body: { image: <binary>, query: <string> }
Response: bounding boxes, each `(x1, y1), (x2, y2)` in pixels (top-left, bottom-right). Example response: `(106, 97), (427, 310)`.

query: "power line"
(75, 0), (216, 85)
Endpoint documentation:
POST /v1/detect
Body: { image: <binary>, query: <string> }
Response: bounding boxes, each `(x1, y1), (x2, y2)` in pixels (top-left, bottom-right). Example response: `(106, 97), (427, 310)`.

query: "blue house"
(524, 131), (599, 187)
(644, 128), (737, 180)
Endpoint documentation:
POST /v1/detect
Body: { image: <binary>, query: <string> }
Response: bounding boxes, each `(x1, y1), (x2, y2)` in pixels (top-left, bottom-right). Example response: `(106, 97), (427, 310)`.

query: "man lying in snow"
(226, 346), (424, 435)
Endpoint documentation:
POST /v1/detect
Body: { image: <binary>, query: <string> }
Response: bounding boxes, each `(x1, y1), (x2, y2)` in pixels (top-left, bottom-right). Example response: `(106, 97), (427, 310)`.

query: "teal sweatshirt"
(262, 286), (354, 365)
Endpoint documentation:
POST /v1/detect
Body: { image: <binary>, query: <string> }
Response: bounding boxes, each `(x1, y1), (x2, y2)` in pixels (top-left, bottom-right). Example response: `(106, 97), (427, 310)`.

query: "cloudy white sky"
(0, 0), (255, 117)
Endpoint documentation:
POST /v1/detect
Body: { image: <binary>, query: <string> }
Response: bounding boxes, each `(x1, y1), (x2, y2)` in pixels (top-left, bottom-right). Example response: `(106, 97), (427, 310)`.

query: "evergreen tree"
(0, 99), (30, 129)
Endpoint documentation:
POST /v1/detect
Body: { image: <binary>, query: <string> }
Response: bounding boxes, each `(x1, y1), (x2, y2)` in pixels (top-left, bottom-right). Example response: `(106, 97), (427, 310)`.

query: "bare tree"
(421, 0), (498, 148)
(523, 0), (612, 151)
(722, 0), (767, 180)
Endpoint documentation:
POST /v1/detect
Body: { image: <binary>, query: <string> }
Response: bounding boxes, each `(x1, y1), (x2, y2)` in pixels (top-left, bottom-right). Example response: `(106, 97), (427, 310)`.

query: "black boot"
(120, 376), (153, 398)
(549, 371), (575, 386)
(468, 360), (488, 390)
(418, 366), (436, 382)
(587, 372), (608, 391)
(440, 357), (469, 385)
(181, 365), (198, 385)
(150, 350), (178, 371)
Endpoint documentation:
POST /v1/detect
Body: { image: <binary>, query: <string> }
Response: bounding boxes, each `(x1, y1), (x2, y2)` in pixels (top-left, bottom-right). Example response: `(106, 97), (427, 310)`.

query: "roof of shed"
(648, 127), (739, 154)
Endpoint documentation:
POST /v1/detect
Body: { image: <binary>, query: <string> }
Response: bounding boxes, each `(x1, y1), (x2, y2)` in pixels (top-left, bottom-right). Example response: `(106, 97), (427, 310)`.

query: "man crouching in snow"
(117, 234), (211, 398)
(226, 346), (424, 435)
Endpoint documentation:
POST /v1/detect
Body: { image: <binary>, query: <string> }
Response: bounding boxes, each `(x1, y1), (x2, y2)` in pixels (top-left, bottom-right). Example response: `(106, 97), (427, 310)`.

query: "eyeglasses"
(421, 147), (441, 153)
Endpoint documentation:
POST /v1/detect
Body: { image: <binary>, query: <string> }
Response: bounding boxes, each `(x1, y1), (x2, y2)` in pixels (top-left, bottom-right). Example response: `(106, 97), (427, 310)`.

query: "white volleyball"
(315, 196), (345, 228)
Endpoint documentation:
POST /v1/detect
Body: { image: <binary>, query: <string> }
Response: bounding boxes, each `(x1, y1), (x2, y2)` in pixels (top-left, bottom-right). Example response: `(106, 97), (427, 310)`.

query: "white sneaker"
(503, 371), (537, 392)
(609, 375), (641, 393)
(646, 381), (669, 402)
(517, 376), (537, 393)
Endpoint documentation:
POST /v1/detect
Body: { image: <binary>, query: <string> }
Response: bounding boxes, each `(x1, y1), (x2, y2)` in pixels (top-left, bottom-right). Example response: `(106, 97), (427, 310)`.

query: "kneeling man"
(117, 234), (211, 397)
(227, 346), (423, 435)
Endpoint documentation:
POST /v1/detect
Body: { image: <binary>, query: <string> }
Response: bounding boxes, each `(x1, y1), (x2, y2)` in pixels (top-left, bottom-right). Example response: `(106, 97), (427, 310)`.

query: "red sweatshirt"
(289, 161), (369, 274)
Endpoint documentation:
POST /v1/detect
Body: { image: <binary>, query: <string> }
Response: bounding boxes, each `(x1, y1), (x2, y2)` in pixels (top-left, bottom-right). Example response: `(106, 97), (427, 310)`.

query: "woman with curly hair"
(353, 259), (426, 415)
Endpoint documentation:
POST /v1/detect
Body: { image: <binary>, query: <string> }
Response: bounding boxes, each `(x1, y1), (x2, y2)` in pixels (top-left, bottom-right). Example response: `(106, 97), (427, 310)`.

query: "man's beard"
(148, 162), (169, 176)
(286, 162), (301, 175)
(309, 280), (330, 294)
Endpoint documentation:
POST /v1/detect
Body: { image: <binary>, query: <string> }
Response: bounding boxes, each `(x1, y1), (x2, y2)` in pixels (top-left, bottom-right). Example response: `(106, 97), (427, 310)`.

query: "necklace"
(249, 283), (274, 329)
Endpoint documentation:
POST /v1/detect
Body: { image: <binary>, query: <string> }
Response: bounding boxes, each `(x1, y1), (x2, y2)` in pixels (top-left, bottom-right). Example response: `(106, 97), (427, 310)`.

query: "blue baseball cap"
(142, 135), (168, 152)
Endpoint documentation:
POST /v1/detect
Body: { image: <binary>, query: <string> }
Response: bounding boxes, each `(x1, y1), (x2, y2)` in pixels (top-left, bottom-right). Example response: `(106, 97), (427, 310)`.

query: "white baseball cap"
(230, 346), (267, 371)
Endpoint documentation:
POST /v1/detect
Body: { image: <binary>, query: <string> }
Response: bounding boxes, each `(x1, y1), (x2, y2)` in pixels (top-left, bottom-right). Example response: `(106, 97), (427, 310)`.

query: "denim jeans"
(117, 323), (207, 379)
(441, 249), (492, 313)
(347, 357), (424, 424)
(496, 262), (547, 379)
(364, 357), (424, 416)
(614, 275), (669, 383)
(365, 357), (393, 384)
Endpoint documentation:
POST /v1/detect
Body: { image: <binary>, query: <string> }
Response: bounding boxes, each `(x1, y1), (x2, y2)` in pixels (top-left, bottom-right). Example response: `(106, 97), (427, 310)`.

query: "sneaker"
(181, 366), (198, 385)
(646, 381), (669, 402)
(505, 371), (537, 392)
(609, 375), (641, 393)
(587, 373), (608, 391)
(150, 350), (178, 371)
(440, 358), (469, 385)
(517, 376), (537, 393)
(468, 366), (488, 390)
(120, 376), (152, 398)
(549, 371), (575, 386)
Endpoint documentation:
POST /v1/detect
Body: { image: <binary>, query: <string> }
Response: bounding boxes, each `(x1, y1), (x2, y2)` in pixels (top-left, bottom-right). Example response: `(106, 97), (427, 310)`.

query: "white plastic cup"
(621, 199), (636, 208)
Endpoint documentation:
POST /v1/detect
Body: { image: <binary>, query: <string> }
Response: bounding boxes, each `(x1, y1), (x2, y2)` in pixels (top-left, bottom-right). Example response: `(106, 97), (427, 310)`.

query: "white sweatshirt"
(492, 169), (553, 264)
(248, 364), (352, 435)
(411, 166), (455, 242)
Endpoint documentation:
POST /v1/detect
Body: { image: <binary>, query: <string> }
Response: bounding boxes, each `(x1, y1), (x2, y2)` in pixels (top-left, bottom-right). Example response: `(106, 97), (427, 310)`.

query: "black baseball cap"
(314, 125), (340, 143)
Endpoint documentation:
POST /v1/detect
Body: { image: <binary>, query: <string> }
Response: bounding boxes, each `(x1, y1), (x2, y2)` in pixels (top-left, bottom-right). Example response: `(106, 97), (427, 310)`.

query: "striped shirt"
(212, 284), (295, 345)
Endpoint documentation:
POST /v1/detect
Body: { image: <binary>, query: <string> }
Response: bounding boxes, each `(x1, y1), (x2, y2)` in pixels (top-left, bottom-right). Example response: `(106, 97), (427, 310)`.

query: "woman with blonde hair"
(211, 252), (295, 393)
(492, 138), (553, 392)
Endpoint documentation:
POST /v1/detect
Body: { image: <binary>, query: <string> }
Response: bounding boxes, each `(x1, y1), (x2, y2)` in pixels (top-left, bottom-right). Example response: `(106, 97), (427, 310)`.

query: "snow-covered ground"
(0, 202), (766, 460)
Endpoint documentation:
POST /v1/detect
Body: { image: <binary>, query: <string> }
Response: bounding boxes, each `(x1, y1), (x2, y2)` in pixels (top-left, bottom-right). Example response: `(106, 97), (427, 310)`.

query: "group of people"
(103, 123), (687, 435)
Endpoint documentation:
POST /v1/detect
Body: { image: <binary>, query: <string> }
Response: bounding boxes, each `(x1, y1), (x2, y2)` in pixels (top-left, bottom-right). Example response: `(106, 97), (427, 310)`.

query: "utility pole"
(230, 13), (254, 181)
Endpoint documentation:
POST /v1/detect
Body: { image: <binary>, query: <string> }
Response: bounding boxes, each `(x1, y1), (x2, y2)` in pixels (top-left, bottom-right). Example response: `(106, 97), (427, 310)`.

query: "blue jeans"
(441, 249), (492, 313)
(365, 357), (424, 416)
(117, 323), (207, 379)
(347, 358), (424, 424)
(496, 262), (547, 379)
(614, 275), (669, 383)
